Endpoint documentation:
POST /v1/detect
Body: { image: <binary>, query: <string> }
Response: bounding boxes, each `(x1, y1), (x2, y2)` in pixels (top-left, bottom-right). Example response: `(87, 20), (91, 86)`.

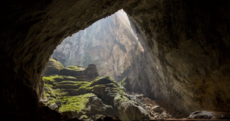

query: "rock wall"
(0, 0), (136, 120)
(0, 0), (230, 119)
(52, 10), (156, 95)
(124, 0), (230, 114)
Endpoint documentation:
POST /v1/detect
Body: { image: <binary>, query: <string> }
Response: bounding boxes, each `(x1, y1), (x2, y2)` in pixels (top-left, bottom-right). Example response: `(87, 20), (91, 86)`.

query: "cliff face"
(52, 10), (156, 95)
(124, 0), (230, 114)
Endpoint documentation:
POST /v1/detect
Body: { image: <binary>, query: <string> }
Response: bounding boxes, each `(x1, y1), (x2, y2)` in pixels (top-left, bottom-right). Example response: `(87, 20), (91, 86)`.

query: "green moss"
(45, 86), (57, 97)
(44, 83), (53, 88)
(90, 76), (118, 87)
(43, 85), (60, 106)
(56, 83), (84, 89)
(43, 75), (77, 83)
(66, 65), (85, 71)
(79, 115), (88, 120)
(43, 76), (57, 85)
(49, 58), (64, 69)
(61, 76), (77, 80)
(114, 94), (129, 107)
(42, 74), (130, 115)
(59, 93), (95, 113)
(59, 81), (88, 84)
(119, 77), (127, 86)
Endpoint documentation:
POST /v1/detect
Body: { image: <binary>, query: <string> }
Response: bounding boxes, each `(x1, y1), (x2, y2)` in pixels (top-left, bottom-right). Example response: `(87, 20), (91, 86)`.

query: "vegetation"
(59, 93), (95, 113)
(119, 77), (127, 86)
(41, 72), (148, 120)
(65, 65), (85, 71)
(49, 58), (64, 69)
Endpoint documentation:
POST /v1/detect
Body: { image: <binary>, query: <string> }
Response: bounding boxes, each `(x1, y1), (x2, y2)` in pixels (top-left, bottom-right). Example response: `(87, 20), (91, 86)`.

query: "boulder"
(84, 64), (99, 81)
(43, 58), (64, 76)
(219, 114), (230, 119)
(188, 111), (215, 119)
(151, 105), (163, 113)
(50, 103), (58, 110)
(114, 94), (149, 120)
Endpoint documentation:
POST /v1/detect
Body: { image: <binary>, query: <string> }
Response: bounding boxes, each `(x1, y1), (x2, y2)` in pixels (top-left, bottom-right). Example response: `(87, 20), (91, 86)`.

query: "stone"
(219, 114), (230, 119)
(50, 103), (58, 110)
(115, 95), (150, 120)
(43, 58), (64, 76)
(188, 111), (215, 119)
(151, 105), (163, 113)
(55, 100), (62, 107)
(84, 64), (99, 81)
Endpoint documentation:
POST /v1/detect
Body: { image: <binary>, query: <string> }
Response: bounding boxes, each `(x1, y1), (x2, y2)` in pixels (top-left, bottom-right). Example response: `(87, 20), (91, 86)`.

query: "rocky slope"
(52, 10), (156, 96)
(41, 58), (150, 120)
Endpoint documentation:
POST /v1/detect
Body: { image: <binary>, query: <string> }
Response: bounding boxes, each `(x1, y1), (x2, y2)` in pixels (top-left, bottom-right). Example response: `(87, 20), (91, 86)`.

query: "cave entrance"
(41, 10), (173, 120)
(50, 9), (146, 82)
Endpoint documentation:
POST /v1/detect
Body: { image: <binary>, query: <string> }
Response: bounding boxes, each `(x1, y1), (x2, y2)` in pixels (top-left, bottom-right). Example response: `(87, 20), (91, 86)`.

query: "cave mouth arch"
(41, 10), (163, 119)
(1, 0), (230, 120)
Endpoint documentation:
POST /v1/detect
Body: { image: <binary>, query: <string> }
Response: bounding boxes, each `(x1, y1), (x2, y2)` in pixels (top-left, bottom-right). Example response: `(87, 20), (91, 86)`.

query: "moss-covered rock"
(42, 71), (149, 120)
(114, 94), (149, 120)
(119, 77), (131, 92)
(43, 58), (64, 76)
(90, 76), (118, 87)
(58, 66), (85, 77)
(58, 93), (94, 113)
(84, 64), (99, 81)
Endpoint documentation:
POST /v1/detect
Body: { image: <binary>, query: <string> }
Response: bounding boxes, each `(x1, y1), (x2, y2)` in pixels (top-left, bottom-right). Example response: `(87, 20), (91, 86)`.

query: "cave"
(1, 0), (230, 120)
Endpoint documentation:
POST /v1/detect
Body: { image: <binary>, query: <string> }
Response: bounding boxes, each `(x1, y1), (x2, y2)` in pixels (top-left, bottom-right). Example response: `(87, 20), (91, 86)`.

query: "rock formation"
(42, 59), (150, 120)
(1, 0), (230, 120)
(43, 58), (64, 76)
